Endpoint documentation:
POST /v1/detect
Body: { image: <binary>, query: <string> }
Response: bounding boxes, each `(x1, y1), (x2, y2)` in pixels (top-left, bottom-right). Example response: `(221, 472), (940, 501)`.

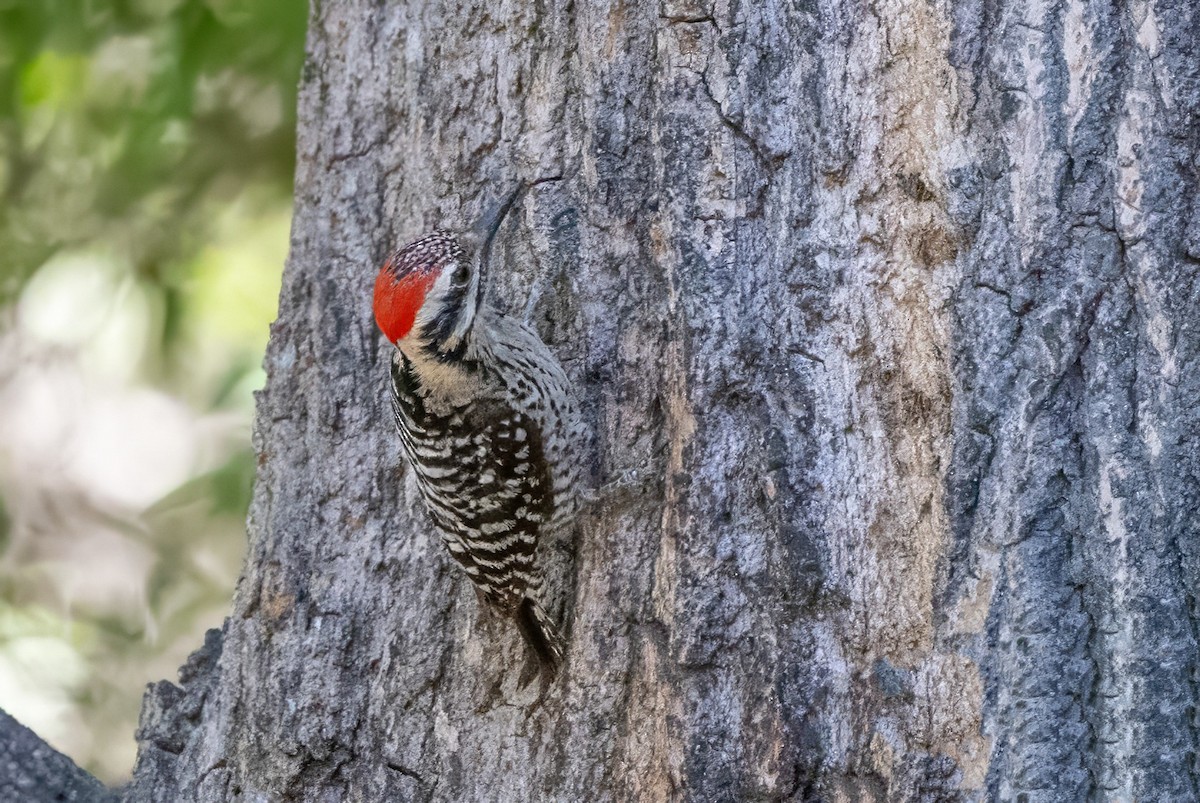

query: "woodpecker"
(372, 187), (584, 681)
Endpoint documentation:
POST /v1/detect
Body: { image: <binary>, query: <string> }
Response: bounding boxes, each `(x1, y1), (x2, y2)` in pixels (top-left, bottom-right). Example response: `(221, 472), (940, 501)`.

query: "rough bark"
(0, 710), (115, 802)
(123, 0), (1200, 800)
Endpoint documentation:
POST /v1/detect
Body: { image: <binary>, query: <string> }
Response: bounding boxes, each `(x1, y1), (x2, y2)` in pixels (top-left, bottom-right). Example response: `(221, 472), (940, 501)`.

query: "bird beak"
(472, 183), (526, 272)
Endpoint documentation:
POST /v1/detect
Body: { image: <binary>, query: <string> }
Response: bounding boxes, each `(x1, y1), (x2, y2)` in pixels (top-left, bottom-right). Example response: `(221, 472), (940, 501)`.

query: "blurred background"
(0, 0), (306, 784)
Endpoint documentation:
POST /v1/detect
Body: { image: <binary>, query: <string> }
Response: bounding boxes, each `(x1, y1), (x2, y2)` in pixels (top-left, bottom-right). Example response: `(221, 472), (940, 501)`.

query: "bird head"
(373, 231), (470, 348)
(373, 186), (524, 357)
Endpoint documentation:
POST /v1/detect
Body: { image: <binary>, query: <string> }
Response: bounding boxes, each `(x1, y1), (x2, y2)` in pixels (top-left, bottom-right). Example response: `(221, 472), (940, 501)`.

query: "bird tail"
(515, 597), (565, 684)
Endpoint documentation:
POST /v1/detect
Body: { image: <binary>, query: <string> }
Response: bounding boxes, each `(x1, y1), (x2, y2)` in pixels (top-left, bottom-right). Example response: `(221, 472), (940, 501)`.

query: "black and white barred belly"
(390, 355), (553, 611)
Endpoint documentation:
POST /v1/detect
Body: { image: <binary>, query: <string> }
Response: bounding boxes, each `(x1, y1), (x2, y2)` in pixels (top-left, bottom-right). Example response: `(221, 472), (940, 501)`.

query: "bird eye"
(452, 262), (470, 285)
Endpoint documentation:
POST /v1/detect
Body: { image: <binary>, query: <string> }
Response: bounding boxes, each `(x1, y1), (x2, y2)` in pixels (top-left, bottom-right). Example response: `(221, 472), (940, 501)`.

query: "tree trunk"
(124, 0), (1200, 800)
(0, 711), (115, 802)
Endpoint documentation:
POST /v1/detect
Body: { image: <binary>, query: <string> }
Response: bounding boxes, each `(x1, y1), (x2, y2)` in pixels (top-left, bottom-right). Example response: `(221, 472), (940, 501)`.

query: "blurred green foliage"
(0, 0), (306, 784)
(0, 0), (304, 300)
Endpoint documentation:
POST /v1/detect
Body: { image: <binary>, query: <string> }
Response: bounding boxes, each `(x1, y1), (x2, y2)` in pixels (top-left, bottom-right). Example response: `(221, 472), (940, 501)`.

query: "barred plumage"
(373, 188), (584, 681)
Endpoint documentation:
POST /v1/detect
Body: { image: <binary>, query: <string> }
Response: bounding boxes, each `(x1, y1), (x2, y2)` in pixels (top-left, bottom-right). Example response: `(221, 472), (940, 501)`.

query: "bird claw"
(580, 467), (652, 510)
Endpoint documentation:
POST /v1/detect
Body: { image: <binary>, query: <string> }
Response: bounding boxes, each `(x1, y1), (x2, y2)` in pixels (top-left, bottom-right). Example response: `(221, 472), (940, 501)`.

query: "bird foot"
(581, 467), (652, 510)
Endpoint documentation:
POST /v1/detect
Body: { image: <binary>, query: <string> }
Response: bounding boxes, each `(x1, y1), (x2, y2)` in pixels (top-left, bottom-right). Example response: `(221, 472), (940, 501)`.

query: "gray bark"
(124, 0), (1200, 800)
(0, 709), (115, 802)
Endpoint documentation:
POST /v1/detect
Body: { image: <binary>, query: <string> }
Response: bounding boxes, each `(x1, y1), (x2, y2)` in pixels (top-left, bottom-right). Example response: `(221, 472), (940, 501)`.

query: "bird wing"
(389, 355), (553, 610)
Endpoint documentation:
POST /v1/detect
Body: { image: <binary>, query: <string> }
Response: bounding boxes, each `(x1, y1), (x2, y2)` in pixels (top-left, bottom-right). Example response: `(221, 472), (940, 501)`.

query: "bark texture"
(0, 710), (115, 802)
(126, 0), (1200, 800)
